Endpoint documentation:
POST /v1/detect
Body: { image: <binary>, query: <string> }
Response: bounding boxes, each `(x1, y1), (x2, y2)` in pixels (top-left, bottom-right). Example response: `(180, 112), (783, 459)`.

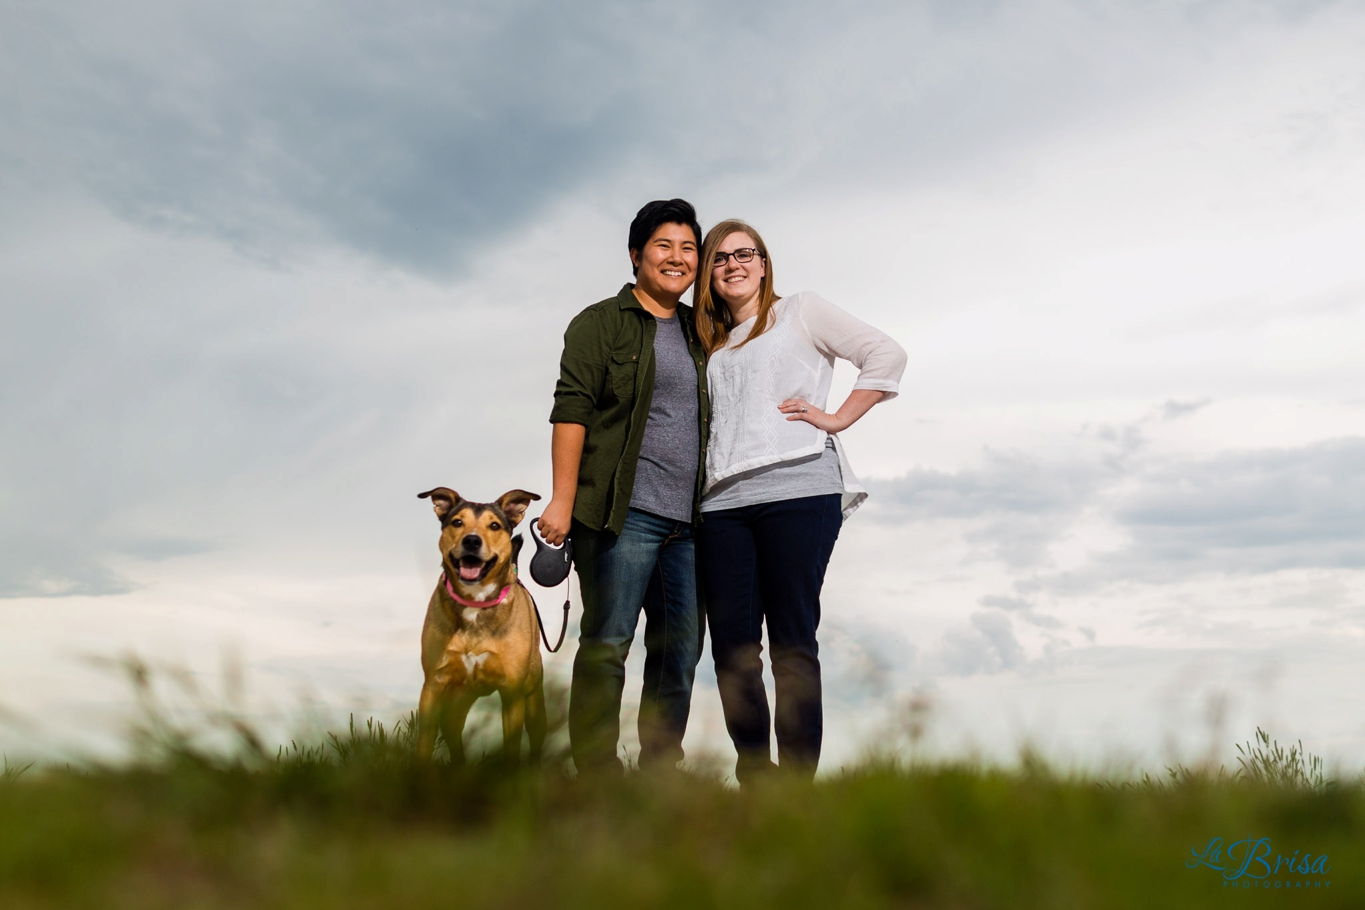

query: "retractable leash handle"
(527, 517), (573, 653)
(528, 518), (573, 587)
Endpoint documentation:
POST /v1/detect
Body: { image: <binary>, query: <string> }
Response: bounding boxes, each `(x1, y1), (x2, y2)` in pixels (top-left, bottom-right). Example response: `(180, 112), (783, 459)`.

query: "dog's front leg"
(416, 681), (442, 761)
(525, 687), (547, 763)
(439, 689), (478, 766)
(500, 691), (527, 764)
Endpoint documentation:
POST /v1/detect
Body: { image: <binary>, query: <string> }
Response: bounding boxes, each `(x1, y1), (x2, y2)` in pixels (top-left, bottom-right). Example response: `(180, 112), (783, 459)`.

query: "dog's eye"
(488, 521), (502, 531)
(451, 518), (463, 527)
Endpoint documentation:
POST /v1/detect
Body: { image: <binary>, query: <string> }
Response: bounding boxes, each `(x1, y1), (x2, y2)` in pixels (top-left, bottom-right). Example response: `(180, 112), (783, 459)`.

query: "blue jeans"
(699, 494), (842, 783)
(569, 508), (703, 773)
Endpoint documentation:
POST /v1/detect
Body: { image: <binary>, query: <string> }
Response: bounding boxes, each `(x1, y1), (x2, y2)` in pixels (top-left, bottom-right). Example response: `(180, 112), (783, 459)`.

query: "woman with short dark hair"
(541, 199), (710, 776)
(694, 218), (906, 783)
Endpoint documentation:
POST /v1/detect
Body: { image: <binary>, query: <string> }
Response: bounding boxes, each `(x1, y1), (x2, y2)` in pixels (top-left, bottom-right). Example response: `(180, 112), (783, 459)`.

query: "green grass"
(0, 662), (1359, 908)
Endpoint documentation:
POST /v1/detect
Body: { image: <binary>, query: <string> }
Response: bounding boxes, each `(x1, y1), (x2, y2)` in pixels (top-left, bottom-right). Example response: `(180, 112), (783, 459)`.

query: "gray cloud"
(868, 429), (1365, 595)
(0, 542), (135, 599)
(1076, 437), (1365, 585)
(0, 537), (216, 599)
(866, 448), (1112, 568)
(1014, 437), (1365, 595)
(0, 0), (1326, 274)
(979, 594), (1063, 629)
(2, 1), (650, 273)
(933, 611), (1026, 677)
(0, 256), (419, 597)
(1161, 398), (1212, 421)
(1120, 439), (1365, 549)
(820, 619), (911, 699)
(868, 448), (1103, 520)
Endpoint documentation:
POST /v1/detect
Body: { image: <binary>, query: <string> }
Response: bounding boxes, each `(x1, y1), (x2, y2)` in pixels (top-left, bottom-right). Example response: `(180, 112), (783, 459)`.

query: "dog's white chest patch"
(462, 607), (482, 623)
(461, 651), (490, 675)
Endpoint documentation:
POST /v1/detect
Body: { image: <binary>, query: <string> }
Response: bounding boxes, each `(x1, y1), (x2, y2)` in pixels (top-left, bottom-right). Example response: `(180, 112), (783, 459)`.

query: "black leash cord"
(528, 575), (571, 653)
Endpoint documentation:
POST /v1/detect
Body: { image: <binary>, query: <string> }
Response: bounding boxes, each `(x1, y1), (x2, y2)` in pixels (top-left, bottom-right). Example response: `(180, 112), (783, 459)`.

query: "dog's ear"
(417, 487), (462, 521)
(496, 489), (541, 527)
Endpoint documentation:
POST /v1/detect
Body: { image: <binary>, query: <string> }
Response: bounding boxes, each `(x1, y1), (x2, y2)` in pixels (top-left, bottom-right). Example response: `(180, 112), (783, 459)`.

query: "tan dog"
(415, 486), (546, 764)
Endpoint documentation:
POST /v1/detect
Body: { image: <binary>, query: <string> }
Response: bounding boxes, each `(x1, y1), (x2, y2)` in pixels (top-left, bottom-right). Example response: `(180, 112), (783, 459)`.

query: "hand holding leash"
(537, 498), (573, 546)
(527, 517), (573, 653)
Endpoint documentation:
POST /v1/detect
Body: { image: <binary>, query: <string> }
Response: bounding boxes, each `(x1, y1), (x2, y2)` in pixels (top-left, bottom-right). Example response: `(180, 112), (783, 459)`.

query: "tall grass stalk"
(1235, 726), (1328, 790)
(1, 756), (33, 783)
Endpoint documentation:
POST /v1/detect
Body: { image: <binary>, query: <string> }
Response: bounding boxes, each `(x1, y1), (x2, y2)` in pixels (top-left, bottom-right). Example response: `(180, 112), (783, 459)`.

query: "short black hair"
(627, 199), (702, 276)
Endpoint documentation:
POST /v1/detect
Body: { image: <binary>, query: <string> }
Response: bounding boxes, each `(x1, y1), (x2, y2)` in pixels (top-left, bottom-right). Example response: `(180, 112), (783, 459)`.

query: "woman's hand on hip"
(779, 398), (848, 433)
(780, 389), (887, 434)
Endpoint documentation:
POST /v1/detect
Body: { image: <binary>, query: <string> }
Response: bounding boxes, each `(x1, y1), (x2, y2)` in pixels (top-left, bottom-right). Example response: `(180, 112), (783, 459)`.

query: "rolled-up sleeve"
(549, 308), (606, 425)
(798, 293), (907, 400)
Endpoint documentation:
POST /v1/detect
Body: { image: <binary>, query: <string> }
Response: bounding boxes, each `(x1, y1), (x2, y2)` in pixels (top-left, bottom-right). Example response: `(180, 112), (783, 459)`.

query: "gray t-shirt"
(629, 315), (700, 522)
(701, 438), (844, 512)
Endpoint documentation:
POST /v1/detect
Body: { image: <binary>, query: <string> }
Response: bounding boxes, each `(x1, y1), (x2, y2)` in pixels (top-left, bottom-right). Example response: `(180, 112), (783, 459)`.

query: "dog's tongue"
(458, 564), (483, 581)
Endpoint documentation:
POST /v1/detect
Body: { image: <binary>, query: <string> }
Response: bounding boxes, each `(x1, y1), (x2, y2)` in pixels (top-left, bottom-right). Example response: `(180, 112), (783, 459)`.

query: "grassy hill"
(0, 665), (1357, 909)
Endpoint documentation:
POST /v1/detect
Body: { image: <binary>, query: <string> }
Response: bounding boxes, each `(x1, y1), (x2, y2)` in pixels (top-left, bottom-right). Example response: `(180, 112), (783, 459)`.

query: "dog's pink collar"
(443, 572), (512, 609)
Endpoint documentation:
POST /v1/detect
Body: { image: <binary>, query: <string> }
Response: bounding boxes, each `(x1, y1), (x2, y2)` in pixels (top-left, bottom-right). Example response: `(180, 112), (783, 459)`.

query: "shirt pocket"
(607, 350), (639, 402)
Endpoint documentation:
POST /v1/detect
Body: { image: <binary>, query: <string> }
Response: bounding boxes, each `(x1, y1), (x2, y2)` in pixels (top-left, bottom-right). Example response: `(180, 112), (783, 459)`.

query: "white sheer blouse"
(703, 291), (907, 517)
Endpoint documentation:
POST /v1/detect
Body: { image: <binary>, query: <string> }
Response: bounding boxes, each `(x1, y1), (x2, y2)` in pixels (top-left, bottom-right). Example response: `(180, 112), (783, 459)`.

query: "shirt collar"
(617, 283), (693, 320)
(616, 283), (645, 311)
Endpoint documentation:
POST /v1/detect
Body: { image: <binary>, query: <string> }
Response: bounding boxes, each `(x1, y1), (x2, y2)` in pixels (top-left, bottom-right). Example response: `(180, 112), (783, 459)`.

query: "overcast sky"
(4, 0), (1365, 773)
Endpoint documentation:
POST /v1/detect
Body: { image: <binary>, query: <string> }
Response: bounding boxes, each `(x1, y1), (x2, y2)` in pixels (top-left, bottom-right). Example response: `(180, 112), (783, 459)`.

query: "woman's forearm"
(550, 422), (585, 500)
(830, 389), (887, 432)
(538, 422), (585, 545)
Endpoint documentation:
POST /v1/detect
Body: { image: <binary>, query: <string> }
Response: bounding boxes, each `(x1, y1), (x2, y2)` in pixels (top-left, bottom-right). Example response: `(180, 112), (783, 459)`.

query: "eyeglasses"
(712, 248), (763, 268)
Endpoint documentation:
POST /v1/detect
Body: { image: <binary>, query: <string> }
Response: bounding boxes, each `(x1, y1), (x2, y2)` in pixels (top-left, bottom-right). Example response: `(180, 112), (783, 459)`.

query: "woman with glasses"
(694, 219), (906, 784)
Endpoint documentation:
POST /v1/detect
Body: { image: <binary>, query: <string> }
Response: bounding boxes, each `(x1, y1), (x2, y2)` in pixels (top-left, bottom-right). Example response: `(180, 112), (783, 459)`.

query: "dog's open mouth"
(456, 554), (495, 583)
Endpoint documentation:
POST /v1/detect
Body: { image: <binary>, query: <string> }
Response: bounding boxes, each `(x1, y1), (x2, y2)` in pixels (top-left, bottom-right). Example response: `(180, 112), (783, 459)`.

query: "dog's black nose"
(461, 533), (483, 552)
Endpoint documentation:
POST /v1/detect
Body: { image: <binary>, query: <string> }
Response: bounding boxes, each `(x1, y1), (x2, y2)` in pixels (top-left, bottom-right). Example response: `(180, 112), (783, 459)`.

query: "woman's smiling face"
(711, 231), (766, 313)
(630, 222), (698, 302)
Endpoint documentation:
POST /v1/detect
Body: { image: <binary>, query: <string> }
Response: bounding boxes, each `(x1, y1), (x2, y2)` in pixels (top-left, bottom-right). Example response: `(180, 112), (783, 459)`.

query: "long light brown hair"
(694, 219), (781, 355)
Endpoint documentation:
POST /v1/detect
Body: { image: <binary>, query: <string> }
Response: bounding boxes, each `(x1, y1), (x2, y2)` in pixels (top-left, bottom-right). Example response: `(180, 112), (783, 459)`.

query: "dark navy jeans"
(699, 494), (842, 783)
(569, 508), (702, 774)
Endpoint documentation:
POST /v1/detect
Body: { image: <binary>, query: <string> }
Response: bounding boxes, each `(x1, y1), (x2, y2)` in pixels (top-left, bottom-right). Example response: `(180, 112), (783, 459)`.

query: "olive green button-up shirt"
(549, 284), (710, 534)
